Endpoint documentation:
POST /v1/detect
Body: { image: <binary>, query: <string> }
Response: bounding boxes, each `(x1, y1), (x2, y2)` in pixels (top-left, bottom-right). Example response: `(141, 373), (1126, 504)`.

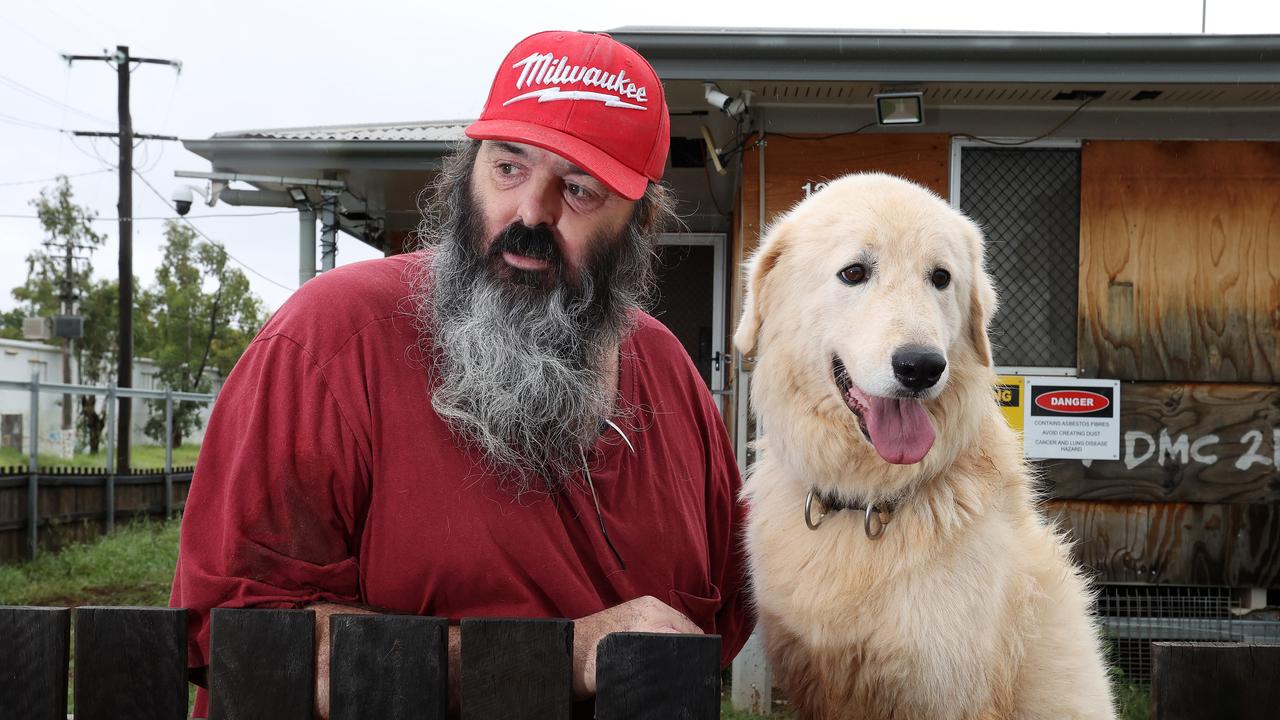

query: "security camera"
(172, 185), (193, 216)
(704, 83), (747, 120)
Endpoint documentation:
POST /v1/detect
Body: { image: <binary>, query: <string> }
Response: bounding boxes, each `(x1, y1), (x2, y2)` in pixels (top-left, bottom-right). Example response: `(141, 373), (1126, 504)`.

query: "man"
(170, 30), (752, 717)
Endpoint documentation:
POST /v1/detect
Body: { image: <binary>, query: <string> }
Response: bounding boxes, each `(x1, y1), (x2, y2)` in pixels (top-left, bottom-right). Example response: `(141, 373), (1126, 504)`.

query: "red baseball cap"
(466, 30), (669, 201)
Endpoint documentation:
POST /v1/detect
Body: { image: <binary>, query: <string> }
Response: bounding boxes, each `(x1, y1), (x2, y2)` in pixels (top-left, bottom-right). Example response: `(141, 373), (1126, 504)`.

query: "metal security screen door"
(651, 233), (727, 409)
(951, 140), (1082, 375)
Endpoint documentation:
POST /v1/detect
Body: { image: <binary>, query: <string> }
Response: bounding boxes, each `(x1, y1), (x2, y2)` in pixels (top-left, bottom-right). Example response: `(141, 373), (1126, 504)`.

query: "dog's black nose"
(892, 347), (947, 391)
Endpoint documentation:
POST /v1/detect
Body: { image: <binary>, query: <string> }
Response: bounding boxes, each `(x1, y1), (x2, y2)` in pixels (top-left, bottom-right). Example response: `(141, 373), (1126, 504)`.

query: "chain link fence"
(1097, 584), (1280, 685)
(958, 146), (1081, 369)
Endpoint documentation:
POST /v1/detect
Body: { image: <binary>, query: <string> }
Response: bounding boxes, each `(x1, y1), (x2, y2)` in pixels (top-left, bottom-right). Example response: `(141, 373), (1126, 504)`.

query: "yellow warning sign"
(995, 375), (1024, 433)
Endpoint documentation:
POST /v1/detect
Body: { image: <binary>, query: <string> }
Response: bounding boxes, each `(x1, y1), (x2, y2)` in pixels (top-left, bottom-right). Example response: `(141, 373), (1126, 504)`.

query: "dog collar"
(804, 489), (896, 539)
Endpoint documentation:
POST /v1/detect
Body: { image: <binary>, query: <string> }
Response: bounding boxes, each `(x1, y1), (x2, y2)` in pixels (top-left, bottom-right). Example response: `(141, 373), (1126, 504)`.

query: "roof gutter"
(609, 30), (1280, 84)
(182, 138), (457, 170)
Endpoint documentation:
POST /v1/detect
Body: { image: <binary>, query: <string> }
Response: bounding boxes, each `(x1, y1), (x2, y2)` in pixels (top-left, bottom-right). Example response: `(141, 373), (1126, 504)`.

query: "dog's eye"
(838, 264), (869, 285)
(931, 268), (951, 289)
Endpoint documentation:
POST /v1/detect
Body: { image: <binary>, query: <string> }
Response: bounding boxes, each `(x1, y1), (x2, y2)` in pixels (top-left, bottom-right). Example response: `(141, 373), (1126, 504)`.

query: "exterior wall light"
(876, 92), (925, 125)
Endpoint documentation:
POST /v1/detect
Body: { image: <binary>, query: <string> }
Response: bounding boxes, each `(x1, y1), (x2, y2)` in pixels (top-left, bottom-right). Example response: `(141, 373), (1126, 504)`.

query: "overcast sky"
(3, 0), (1278, 314)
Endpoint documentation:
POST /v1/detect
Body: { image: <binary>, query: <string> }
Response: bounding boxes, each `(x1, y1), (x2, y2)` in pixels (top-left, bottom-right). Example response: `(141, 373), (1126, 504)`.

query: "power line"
(0, 169), (113, 188)
(0, 111), (70, 133)
(0, 71), (115, 127)
(0, 209), (296, 221)
(132, 169), (295, 292)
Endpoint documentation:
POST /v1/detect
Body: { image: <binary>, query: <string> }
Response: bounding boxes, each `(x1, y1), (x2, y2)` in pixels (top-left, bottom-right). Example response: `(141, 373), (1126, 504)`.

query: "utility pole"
(44, 236), (91, 429)
(64, 46), (180, 473)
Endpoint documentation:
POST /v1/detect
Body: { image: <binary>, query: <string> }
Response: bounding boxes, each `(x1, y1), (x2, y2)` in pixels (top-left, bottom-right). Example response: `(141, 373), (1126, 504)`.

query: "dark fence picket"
(0, 606), (69, 720)
(595, 632), (721, 720)
(460, 618), (573, 720)
(1, 607), (729, 719)
(73, 606), (187, 720)
(209, 608), (315, 720)
(329, 614), (448, 720)
(1152, 641), (1280, 720)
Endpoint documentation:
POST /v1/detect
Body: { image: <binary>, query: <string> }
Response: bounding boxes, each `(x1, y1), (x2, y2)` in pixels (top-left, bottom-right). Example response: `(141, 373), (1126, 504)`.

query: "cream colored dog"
(735, 173), (1115, 719)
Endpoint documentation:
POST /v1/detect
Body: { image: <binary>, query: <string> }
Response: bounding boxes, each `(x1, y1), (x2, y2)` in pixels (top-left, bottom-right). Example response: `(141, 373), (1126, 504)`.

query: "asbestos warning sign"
(1023, 378), (1121, 460)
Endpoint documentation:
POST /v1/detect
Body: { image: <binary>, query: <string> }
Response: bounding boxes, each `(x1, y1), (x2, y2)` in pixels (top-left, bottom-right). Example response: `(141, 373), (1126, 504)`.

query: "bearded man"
(170, 30), (751, 718)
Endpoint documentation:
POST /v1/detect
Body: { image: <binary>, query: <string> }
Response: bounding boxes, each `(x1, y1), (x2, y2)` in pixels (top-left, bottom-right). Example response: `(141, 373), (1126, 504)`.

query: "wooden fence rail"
(0, 468), (194, 563)
(1151, 641), (1280, 720)
(0, 606), (722, 720)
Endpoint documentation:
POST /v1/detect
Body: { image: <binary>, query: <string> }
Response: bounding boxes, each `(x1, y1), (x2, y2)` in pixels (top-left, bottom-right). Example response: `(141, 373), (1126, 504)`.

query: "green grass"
(0, 518), (180, 607)
(0, 443), (200, 470)
(0, 519), (186, 714)
(1113, 670), (1152, 720)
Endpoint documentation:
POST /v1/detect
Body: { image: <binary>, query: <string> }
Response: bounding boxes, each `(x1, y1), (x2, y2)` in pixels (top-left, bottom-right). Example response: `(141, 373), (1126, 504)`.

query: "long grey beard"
(418, 222), (650, 495)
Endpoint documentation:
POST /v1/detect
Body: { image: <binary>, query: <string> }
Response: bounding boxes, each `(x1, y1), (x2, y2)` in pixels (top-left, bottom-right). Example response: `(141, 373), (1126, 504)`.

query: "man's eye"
(566, 183), (589, 197)
(498, 163), (517, 175)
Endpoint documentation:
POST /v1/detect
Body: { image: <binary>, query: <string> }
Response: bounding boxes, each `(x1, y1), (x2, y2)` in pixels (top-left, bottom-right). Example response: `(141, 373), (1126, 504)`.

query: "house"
(180, 27), (1280, 681)
(0, 337), (217, 455)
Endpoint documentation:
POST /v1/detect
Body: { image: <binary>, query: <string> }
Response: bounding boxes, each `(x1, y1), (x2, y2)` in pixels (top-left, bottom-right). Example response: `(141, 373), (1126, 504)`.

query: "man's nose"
(515, 174), (561, 228)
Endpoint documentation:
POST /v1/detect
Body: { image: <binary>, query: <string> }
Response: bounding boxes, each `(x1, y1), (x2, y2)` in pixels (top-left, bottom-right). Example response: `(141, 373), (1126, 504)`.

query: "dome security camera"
(171, 185), (194, 216)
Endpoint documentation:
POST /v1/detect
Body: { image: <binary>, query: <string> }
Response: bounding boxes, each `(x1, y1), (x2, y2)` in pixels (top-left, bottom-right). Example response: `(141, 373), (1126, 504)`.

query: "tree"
(16, 177), (107, 442)
(16, 177), (105, 322)
(141, 221), (264, 447)
(0, 309), (26, 340)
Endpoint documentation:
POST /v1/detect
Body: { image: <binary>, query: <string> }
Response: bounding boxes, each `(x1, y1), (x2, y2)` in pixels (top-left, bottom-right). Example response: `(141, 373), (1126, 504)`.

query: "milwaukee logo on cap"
(466, 30), (671, 201)
(506, 52), (649, 110)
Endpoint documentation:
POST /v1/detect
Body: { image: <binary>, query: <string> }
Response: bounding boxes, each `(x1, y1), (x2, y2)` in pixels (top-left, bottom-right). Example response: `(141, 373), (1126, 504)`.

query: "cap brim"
(465, 119), (649, 201)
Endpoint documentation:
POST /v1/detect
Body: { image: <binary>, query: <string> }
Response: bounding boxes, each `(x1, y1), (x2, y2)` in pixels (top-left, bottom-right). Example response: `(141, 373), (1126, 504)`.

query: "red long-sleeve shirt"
(170, 253), (752, 714)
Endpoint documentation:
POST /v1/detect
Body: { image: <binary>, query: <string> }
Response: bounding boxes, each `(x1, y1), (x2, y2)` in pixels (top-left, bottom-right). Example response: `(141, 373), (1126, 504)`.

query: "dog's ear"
(965, 222), (999, 367)
(734, 225), (787, 356)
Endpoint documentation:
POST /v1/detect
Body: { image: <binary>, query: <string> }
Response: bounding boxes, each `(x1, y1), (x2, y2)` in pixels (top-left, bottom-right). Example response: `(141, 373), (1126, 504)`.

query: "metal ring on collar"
(864, 504), (887, 540)
(804, 490), (825, 530)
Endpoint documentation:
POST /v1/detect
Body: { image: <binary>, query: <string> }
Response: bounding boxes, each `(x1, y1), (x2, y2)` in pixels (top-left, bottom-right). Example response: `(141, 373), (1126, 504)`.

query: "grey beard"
(417, 199), (651, 495)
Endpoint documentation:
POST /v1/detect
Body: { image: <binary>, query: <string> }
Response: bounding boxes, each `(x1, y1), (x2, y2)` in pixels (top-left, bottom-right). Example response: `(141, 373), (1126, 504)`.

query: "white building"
(0, 337), (218, 456)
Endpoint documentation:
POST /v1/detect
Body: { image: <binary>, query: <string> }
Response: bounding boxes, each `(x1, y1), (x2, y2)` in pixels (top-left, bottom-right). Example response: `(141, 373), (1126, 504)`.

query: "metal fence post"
(28, 372), (40, 560)
(164, 388), (173, 519)
(105, 382), (116, 534)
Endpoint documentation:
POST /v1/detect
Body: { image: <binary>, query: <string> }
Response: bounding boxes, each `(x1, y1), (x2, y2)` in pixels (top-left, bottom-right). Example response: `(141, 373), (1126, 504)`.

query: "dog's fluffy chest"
(746, 470), (1024, 718)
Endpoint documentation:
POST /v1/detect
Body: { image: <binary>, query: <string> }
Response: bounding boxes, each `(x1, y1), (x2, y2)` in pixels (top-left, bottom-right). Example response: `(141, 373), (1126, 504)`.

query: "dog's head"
(736, 173), (997, 468)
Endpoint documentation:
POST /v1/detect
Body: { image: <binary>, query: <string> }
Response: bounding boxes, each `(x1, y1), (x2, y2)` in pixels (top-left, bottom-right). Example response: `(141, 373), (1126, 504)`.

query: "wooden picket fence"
(0, 606), (721, 720)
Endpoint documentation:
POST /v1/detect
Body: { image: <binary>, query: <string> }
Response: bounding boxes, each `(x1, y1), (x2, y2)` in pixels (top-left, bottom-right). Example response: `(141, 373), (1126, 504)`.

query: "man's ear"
(965, 223), (998, 367)
(734, 224), (787, 356)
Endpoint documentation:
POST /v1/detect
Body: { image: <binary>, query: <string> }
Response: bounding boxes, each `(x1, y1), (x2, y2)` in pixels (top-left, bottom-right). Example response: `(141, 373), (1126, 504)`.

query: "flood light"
(876, 92), (925, 126)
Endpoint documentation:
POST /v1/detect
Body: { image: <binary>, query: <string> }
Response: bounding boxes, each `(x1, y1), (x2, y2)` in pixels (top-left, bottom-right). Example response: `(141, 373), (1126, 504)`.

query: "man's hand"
(572, 595), (702, 699)
(310, 602), (380, 720)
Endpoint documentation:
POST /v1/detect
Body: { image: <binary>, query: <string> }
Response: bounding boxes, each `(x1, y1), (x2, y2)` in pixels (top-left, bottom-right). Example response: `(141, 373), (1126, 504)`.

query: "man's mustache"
(488, 223), (562, 265)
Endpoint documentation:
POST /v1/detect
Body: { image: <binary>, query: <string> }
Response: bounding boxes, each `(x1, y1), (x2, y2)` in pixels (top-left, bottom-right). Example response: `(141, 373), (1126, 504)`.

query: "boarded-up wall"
(1047, 499), (1280, 587)
(739, 133), (950, 254)
(1078, 140), (1280, 384)
(1040, 382), (1279, 504)
(733, 133), (951, 342)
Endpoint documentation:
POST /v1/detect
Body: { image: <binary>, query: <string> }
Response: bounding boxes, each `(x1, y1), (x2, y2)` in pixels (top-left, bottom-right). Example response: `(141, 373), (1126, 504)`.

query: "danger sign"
(994, 375), (1024, 433)
(1031, 387), (1113, 417)
(1024, 378), (1120, 460)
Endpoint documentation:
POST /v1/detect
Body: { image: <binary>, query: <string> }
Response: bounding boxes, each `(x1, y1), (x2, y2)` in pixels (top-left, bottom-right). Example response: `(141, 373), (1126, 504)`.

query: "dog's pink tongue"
(866, 397), (936, 464)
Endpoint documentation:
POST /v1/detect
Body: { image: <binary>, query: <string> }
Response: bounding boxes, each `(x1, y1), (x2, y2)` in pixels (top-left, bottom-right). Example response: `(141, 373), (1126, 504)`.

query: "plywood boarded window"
(1078, 141), (1280, 383)
(956, 145), (1082, 369)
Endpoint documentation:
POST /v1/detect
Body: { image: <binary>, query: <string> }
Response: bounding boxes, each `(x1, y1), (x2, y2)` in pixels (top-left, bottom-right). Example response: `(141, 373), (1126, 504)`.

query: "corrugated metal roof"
(212, 120), (471, 142)
(609, 27), (1280, 85)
